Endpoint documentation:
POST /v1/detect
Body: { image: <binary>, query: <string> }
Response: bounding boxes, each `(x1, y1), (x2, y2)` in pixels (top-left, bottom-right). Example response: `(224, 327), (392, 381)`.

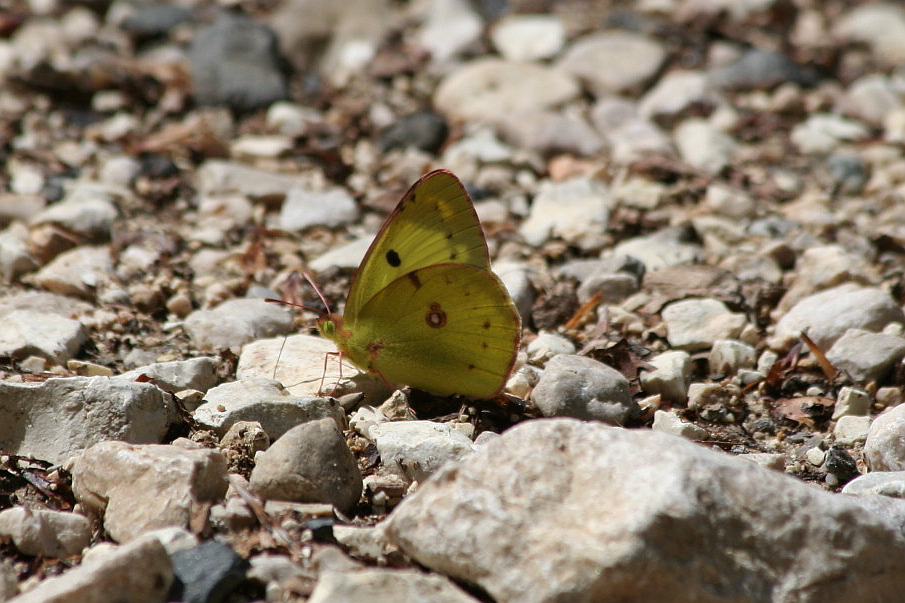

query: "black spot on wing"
(386, 250), (401, 267)
(407, 272), (422, 289)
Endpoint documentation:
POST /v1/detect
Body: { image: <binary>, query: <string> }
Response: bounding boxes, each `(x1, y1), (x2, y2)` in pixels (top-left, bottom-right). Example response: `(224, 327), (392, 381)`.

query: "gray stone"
(0, 376), (171, 464)
(249, 418), (362, 513)
(195, 378), (345, 439)
(71, 441), (228, 543)
(526, 331), (576, 363)
(385, 418), (905, 603)
(841, 74), (904, 126)
(184, 298), (293, 351)
(826, 329), (905, 384)
(611, 227), (700, 271)
(495, 110), (603, 156)
(832, 387), (871, 419)
(0, 507), (92, 557)
(531, 355), (635, 424)
(189, 14), (288, 111)
(591, 97), (673, 163)
(370, 421), (476, 483)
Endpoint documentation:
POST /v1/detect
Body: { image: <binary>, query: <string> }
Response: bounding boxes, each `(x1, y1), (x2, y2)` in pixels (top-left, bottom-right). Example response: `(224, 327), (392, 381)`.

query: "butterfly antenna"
(302, 271), (332, 314)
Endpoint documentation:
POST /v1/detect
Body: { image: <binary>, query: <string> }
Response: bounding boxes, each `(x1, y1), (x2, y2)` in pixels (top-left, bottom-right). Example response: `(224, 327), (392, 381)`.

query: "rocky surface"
(1, 1), (905, 602)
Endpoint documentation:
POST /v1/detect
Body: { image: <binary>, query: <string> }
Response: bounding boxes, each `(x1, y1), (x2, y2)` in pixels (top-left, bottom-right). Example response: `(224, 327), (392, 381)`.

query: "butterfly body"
(317, 170), (520, 398)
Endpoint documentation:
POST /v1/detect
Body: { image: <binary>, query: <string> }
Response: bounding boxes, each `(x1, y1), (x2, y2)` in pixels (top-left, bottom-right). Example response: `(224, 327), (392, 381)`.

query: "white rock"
(833, 3), (905, 67)
(639, 350), (691, 403)
(266, 102), (324, 136)
(417, 0), (482, 62)
(611, 227), (700, 271)
(490, 14), (565, 61)
(385, 418), (905, 603)
(826, 328), (905, 384)
(790, 113), (869, 154)
(834, 415), (871, 445)
(531, 355), (634, 424)
(434, 58), (580, 122)
(840, 74), (903, 126)
(184, 298), (293, 351)
(279, 186), (359, 231)
(526, 331), (576, 363)
(33, 245), (113, 300)
(806, 447), (827, 467)
(772, 284), (905, 350)
(309, 568), (478, 603)
(370, 420), (476, 483)
(865, 405), (905, 471)
(0, 223), (38, 280)
(100, 155), (141, 187)
(0, 308), (87, 362)
(71, 441), (228, 543)
(0, 507), (92, 557)
(651, 410), (709, 440)
(639, 70), (724, 121)
(8, 534), (172, 603)
(662, 298), (747, 351)
(230, 134), (294, 158)
(519, 176), (610, 248)
(557, 31), (665, 96)
(843, 472), (905, 498)
(832, 387), (871, 420)
(709, 339), (756, 375)
(249, 418), (361, 513)
(495, 110), (603, 156)
(309, 235), (374, 272)
(31, 184), (119, 239)
(195, 378), (345, 439)
(674, 118), (738, 175)
(0, 376), (171, 464)
(117, 357), (219, 393)
(196, 159), (311, 199)
(236, 334), (370, 398)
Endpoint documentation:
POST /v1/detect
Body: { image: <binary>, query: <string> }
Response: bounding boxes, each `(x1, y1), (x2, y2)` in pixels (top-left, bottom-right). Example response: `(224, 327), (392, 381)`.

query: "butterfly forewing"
(344, 170), (491, 322)
(348, 263), (520, 398)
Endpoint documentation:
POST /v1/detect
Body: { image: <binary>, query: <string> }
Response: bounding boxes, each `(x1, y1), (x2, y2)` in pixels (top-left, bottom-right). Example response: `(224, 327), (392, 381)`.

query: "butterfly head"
(317, 314), (343, 342)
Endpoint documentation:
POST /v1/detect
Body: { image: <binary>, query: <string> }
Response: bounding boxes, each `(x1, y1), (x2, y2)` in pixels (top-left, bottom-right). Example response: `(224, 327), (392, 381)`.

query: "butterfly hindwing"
(346, 263), (520, 398)
(344, 170), (490, 322)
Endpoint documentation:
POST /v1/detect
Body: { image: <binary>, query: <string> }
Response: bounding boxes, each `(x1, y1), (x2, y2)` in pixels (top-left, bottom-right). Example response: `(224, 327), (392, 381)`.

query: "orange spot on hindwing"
(426, 302), (447, 328)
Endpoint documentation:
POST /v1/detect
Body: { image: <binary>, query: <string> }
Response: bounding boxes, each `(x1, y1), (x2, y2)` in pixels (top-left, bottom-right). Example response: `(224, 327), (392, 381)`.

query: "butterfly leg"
(319, 350), (344, 397)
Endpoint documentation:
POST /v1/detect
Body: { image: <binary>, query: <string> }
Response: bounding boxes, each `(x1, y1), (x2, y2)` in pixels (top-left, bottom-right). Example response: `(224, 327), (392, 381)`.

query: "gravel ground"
(1, 0), (905, 602)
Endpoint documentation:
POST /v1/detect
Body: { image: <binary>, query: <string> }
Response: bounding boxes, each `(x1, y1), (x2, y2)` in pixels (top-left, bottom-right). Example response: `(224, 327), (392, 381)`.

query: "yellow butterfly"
(317, 170), (521, 398)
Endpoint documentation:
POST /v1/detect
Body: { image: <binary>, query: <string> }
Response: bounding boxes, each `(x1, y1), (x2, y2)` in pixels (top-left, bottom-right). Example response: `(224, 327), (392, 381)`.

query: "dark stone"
(378, 111), (449, 154)
(168, 540), (249, 603)
(189, 13), (290, 111)
(122, 4), (193, 39)
(709, 49), (820, 91)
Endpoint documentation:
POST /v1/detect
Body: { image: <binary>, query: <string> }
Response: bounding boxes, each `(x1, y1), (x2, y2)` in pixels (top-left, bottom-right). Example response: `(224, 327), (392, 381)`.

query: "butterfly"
(316, 170), (521, 398)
